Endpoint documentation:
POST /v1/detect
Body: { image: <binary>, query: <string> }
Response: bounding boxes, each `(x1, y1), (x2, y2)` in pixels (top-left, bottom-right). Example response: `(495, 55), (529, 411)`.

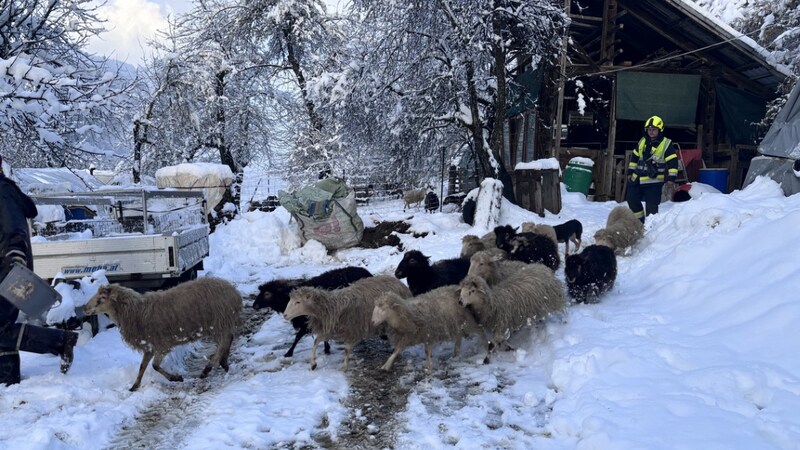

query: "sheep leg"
(130, 351), (154, 392)
(572, 237), (581, 253)
(381, 344), (405, 371)
(424, 344), (433, 372)
(201, 333), (233, 378)
(152, 352), (184, 383)
(342, 343), (353, 371)
(310, 337), (320, 370)
(453, 336), (462, 357)
(284, 329), (305, 357)
(323, 340), (331, 354)
(220, 332), (234, 372)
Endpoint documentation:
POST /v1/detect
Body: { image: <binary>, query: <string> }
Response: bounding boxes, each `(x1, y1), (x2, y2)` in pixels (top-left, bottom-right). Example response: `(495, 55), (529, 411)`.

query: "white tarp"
(155, 163), (234, 215)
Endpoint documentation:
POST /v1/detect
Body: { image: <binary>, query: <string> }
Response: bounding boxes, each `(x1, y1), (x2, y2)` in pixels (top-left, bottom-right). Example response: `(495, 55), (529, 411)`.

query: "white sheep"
(284, 275), (412, 371)
(467, 250), (527, 285)
(83, 277), (242, 391)
(403, 188), (426, 211)
(460, 232), (505, 259)
(458, 264), (566, 360)
(593, 205), (644, 254)
(371, 287), (488, 371)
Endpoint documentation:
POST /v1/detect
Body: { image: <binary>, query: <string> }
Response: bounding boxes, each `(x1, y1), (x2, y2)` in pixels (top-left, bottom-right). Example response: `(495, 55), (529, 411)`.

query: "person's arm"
(664, 143), (679, 183)
(628, 142), (642, 181)
(0, 182), (35, 272)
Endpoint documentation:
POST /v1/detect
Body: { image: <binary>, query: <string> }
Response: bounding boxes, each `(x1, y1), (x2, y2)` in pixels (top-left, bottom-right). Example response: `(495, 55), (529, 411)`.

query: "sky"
(2, 174), (800, 449)
(87, 0), (346, 64)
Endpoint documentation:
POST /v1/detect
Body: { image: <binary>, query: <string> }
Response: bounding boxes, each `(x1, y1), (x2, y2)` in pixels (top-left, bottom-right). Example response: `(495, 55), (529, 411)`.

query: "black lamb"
(253, 266), (373, 357)
(394, 250), (470, 296)
(564, 244), (617, 303)
(494, 224), (560, 271)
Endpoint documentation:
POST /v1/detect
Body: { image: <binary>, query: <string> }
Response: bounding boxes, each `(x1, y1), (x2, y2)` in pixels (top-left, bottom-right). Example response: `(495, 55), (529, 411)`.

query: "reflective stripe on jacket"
(627, 137), (679, 184)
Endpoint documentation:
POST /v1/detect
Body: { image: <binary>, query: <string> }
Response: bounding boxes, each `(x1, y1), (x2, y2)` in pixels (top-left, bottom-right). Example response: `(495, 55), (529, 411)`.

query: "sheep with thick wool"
(395, 250), (470, 296)
(371, 287), (487, 371)
(460, 233), (506, 259)
(403, 188), (426, 211)
(493, 224), (560, 271)
(458, 264), (566, 361)
(253, 266), (372, 357)
(467, 250), (528, 286)
(83, 277), (242, 391)
(565, 244), (617, 303)
(593, 206), (644, 254)
(284, 275), (412, 370)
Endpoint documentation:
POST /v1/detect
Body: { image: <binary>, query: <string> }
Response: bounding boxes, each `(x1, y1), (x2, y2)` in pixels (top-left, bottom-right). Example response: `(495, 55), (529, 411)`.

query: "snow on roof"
(14, 168), (105, 194)
(675, 0), (793, 77)
(155, 162), (234, 182)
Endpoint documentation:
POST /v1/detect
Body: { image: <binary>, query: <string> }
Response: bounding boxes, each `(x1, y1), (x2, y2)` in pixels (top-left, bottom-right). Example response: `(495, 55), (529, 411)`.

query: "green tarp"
(716, 82), (768, 146)
(616, 72), (700, 127)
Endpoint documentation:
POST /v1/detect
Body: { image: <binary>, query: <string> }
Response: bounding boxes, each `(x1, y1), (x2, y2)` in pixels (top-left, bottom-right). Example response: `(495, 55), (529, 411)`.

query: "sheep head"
(84, 284), (121, 317)
(493, 225), (516, 251)
(467, 251), (499, 278)
(284, 287), (321, 321)
(593, 229), (613, 249)
(371, 293), (402, 327)
(565, 253), (586, 283)
(458, 275), (488, 308)
(395, 250), (430, 279)
(253, 279), (299, 311)
(519, 222), (537, 233)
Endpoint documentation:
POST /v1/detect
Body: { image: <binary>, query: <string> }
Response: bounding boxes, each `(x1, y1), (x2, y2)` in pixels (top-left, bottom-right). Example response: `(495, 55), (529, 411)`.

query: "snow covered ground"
(3, 177), (800, 449)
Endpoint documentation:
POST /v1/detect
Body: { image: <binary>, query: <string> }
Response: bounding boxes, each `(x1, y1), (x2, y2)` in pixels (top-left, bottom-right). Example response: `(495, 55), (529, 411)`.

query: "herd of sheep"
(82, 205), (645, 391)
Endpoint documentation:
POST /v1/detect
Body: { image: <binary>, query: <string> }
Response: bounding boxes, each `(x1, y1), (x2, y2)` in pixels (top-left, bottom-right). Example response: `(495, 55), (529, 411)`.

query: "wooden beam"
(621, 5), (774, 98)
(570, 14), (604, 22)
(553, 0), (571, 159)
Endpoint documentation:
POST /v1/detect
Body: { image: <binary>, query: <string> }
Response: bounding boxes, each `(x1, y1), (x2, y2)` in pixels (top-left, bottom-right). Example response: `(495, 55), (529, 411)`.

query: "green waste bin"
(562, 158), (594, 194)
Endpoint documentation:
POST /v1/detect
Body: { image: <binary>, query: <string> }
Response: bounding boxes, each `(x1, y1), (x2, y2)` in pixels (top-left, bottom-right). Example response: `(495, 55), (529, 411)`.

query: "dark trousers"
(626, 181), (663, 223)
(1, 298), (67, 385)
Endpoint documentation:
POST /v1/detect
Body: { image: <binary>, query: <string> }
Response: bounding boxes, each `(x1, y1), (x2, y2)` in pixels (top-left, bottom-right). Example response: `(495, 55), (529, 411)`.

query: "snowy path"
(102, 299), (269, 450)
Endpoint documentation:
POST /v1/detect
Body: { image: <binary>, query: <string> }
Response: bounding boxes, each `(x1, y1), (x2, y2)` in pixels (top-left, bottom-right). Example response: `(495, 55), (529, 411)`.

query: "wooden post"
(601, 75), (618, 201)
(513, 168), (562, 217)
(553, 0), (571, 159)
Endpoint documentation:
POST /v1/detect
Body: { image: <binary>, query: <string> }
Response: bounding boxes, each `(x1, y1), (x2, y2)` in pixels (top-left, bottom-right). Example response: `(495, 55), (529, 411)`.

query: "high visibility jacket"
(628, 136), (679, 184)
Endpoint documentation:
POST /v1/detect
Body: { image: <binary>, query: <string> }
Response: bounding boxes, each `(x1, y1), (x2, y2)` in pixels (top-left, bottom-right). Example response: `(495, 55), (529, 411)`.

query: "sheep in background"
(460, 233), (506, 259)
(564, 244), (617, 303)
(371, 287), (488, 371)
(403, 188), (426, 211)
(509, 232), (561, 271)
(284, 275), (412, 371)
(494, 224), (560, 271)
(467, 250), (527, 286)
(395, 250), (471, 296)
(520, 222), (558, 247)
(83, 277), (242, 391)
(553, 219), (583, 255)
(458, 264), (566, 361)
(253, 266), (373, 357)
(593, 206), (644, 254)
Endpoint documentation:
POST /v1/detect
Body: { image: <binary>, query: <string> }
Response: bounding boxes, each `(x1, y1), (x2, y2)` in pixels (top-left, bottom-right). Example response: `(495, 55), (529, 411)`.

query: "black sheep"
(564, 245), (617, 303)
(425, 191), (439, 213)
(494, 224), (560, 271)
(253, 266), (373, 357)
(394, 250), (470, 296)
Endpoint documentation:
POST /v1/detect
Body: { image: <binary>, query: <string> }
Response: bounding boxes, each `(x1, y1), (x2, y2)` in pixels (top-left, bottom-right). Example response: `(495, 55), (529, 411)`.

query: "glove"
(1, 253), (27, 276)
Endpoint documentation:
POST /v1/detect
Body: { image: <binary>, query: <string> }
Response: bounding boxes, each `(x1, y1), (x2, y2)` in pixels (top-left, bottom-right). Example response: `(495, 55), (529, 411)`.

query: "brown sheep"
(284, 275), (412, 371)
(83, 277), (242, 391)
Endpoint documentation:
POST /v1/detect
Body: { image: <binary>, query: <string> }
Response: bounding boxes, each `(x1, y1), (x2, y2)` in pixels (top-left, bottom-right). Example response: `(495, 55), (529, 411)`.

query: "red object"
(676, 149), (703, 182)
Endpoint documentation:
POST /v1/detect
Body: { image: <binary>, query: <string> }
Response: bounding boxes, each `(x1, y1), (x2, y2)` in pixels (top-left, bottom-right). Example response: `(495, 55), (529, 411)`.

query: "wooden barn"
(504, 0), (791, 203)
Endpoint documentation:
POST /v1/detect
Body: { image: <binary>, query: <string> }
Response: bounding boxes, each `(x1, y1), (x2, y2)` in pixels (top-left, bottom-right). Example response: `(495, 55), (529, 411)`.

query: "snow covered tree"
(733, 0), (800, 121)
(319, 0), (567, 198)
(0, 0), (136, 169)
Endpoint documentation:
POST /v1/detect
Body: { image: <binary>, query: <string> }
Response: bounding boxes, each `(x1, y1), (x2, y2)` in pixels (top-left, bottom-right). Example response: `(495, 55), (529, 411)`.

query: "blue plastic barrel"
(698, 168), (729, 193)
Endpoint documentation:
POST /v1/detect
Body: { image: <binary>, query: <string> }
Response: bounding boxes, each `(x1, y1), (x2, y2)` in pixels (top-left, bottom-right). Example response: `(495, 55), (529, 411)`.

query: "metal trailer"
(30, 188), (210, 290)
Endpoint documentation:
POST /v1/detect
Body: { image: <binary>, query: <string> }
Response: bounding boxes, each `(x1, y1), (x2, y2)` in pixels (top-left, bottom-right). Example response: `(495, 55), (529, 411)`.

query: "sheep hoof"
(283, 350), (294, 358)
(221, 362), (229, 372)
(171, 375), (184, 382)
(483, 357), (490, 365)
(311, 363), (317, 371)
(129, 385), (140, 392)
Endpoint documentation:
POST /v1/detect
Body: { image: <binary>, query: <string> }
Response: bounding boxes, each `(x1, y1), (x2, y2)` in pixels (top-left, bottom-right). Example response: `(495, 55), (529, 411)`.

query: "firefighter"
(626, 116), (679, 223)
(0, 154), (78, 386)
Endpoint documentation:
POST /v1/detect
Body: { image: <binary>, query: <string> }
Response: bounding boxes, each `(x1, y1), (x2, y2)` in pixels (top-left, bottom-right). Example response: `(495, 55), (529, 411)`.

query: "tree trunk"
(215, 70), (236, 173)
(489, 3), (517, 204)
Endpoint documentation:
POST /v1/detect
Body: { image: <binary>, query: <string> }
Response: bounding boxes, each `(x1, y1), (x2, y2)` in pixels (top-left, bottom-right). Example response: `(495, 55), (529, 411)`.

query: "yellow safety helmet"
(644, 115), (664, 131)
